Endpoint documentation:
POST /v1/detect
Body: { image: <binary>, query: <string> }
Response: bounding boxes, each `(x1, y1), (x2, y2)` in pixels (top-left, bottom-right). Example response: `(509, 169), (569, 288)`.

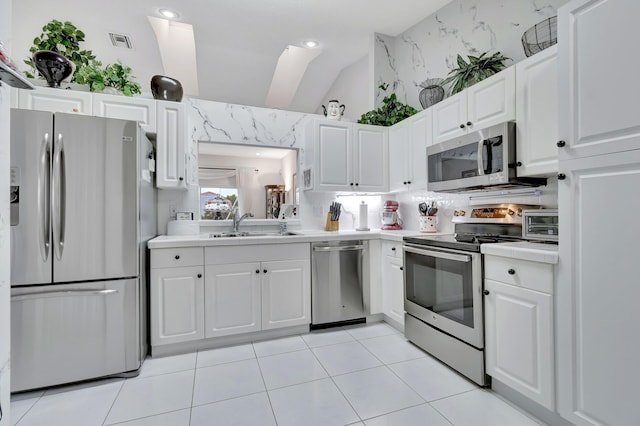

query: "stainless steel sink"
(208, 231), (298, 238)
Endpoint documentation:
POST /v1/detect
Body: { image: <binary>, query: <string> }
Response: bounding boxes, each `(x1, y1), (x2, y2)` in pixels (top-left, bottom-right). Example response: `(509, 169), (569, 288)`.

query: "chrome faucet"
(232, 208), (254, 233)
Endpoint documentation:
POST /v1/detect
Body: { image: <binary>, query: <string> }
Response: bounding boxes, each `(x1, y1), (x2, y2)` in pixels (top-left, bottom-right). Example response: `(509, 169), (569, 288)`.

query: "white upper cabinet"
(17, 86), (92, 114)
(156, 101), (187, 189)
(515, 46), (558, 177)
(308, 119), (388, 192)
(388, 109), (431, 192)
(93, 93), (157, 134)
(558, 0), (640, 161)
(432, 67), (515, 145)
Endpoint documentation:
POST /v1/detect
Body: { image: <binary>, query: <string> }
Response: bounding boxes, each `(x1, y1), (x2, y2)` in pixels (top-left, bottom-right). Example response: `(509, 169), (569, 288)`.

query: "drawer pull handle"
(263, 269), (268, 274)
(556, 140), (566, 148)
(508, 269), (516, 275)
(483, 290), (490, 295)
(175, 255), (180, 260)
(256, 269), (260, 274)
(197, 273), (202, 279)
(391, 247), (396, 251)
(459, 123), (466, 129)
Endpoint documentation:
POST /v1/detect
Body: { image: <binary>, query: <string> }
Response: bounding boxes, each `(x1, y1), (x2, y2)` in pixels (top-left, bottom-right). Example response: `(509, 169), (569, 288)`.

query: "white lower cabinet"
(151, 243), (311, 348)
(204, 263), (261, 338)
(261, 260), (311, 330)
(150, 265), (205, 345)
(204, 243), (311, 338)
(483, 255), (555, 411)
(381, 241), (404, 327)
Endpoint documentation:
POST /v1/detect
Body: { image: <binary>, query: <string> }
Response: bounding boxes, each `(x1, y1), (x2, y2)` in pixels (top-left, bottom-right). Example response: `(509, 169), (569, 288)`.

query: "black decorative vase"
(32, 50), (74, 88)
(151, 75), (183, 102)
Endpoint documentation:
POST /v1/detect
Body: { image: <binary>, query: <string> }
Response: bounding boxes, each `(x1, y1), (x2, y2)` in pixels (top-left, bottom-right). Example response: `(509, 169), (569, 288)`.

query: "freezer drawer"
(311, 240), (366, 325)
(10, 279), (140, 392)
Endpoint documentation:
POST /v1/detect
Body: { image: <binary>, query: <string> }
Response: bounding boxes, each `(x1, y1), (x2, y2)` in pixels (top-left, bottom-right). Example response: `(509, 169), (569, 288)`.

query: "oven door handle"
(403, 245), (471, 263)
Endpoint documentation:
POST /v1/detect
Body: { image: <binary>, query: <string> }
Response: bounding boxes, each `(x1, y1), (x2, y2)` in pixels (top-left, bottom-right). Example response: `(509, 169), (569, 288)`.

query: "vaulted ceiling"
(11, 0), (450, 113)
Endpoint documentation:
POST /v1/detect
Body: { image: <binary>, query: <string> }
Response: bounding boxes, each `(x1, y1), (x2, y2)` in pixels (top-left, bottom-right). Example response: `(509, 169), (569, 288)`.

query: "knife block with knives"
(325, 201), (341, 231)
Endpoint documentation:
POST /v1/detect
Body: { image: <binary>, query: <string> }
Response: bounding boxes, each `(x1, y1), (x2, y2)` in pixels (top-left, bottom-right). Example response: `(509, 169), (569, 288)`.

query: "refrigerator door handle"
(11, 289), (118, 301)
(38, 132), (51, 262)
(52, 133), (66, 260)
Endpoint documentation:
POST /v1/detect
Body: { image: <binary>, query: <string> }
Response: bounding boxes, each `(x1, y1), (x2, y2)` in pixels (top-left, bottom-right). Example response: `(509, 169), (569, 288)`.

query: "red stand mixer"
(381, 200), (402, 230)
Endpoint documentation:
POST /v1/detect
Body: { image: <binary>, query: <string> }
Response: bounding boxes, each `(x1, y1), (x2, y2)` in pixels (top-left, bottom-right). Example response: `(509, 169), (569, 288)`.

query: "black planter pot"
(151, 75), (183, 102)
(32, 50), (74, 88)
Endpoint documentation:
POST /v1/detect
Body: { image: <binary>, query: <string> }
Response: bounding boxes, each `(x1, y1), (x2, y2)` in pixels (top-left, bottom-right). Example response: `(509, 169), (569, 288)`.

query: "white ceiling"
(11, 0), (451, 113)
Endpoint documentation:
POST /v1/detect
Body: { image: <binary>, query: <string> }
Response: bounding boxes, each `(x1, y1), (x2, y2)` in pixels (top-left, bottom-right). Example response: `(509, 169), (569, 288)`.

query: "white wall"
(375, 0), (568, 109)
(315, 55), (370, 122)
(0, 0), (11, 421)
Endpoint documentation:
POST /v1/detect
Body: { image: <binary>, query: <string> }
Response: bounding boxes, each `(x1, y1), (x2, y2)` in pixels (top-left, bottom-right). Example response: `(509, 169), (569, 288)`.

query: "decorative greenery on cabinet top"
(358, 83), (418, 126)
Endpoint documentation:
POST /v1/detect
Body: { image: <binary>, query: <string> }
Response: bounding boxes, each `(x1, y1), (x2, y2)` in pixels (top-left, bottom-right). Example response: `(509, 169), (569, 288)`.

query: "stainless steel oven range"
(402, 206), (532, 386)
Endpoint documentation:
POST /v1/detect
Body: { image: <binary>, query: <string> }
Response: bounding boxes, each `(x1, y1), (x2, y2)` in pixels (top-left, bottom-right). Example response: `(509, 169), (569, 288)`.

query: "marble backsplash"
(374, 0), (568, 109)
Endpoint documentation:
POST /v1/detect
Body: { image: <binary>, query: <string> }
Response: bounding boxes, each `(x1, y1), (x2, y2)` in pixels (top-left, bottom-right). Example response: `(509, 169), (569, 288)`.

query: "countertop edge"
(147, 229), (435, 249)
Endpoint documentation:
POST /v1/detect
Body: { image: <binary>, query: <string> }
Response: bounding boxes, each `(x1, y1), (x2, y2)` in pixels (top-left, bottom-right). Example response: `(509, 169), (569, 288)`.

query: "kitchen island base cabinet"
(150, 266), (205, 346)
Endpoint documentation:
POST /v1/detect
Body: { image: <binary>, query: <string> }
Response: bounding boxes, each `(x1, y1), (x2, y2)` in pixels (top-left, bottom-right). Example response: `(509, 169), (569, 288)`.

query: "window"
(199, 168), (238, 220)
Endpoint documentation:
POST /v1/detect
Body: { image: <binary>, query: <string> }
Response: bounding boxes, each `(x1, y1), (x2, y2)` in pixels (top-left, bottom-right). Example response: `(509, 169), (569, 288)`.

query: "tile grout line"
(251, 340), (279, 425)
(100, 379), (126, 426)
(105, 407), (192, 426)
(188, 368), (197, 426)
(12, 393), (44, 425)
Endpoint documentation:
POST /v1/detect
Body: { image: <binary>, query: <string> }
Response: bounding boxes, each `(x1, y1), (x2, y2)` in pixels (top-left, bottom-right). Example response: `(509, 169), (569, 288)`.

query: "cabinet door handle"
(558, 173), (566, 180)
(407, 181), (411, 184)
(263, 269), (268, 274)
(175, 255), (180, 260)
(256, 269), (260, 274)
(179, 176), (184, 181)
(508, 269), (516, 275)
(391, 247), (396, 251)
(400, 266), (404, 271)
(483, 290), (490, 295)
(197, 273), (202, 279)
(355, 183), (359, 186)
(516, 161), (522, 167)
(557, 140), (566, 148)
(459, 124), (466, 129)
(350, 182), (354, 186)
(403, 181), (407, 185)
(466, 121), (472, 126)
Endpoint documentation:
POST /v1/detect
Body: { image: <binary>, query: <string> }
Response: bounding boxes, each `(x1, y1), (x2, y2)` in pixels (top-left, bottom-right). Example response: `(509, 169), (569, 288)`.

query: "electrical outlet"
(169, 204), (177, 219)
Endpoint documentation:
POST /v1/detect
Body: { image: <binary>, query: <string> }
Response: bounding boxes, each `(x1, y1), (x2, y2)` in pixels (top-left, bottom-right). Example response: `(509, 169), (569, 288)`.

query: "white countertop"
(148, 229), (450, 249)
(481, 241), (558, 264)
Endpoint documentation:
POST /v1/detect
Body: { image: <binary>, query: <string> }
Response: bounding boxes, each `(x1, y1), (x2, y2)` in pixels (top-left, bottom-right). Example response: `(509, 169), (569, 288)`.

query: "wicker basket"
(521, 16), (557, 57)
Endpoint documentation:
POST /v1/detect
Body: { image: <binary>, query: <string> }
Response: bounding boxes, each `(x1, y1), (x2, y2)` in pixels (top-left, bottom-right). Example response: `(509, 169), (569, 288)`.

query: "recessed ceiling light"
(303, 40), (319, 48)
(159, 8), (179, 19)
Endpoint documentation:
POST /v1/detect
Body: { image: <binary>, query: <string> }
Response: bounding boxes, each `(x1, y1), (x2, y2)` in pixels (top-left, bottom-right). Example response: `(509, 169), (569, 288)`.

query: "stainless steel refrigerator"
(9, 109), (156, 392)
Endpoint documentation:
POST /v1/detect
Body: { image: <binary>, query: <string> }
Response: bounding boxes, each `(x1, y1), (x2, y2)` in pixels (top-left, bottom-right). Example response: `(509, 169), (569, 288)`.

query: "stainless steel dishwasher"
(311, 240), (367, 328)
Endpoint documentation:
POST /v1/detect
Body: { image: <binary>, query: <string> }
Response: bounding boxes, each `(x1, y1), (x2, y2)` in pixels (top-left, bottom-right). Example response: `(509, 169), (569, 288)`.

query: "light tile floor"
(11, 322), (543, 426)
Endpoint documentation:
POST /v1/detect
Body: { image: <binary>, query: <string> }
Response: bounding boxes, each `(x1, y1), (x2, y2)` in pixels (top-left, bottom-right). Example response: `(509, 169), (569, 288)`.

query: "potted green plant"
(24, 19), (96, 81)
(74, 60), (142, 96)
(442, 51), (511, 95)
(358, 84), (418, 126)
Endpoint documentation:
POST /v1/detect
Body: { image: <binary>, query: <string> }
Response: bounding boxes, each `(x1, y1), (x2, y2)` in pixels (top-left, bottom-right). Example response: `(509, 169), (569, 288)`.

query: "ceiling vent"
(109, 33), (133, 49)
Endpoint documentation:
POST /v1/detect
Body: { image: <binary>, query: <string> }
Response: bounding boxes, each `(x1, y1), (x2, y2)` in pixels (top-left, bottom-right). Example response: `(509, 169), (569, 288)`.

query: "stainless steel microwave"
(427, 122), (546, 192)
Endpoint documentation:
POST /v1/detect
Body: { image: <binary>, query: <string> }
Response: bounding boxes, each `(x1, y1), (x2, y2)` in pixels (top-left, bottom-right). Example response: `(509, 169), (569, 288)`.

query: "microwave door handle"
(477, 139), (485, 176)
(484, 140), (492, 174)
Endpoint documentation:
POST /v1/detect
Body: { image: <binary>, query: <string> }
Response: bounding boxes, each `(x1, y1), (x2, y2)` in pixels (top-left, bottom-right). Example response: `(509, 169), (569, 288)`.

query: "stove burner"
(454, 232), (522, 244)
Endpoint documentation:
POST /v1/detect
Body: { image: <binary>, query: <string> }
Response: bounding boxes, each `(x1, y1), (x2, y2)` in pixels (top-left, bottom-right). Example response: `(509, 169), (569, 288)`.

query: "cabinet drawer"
(382, 241), (402, 258)
(151, 247), (203, 268)
(484, 256), (553, 294)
